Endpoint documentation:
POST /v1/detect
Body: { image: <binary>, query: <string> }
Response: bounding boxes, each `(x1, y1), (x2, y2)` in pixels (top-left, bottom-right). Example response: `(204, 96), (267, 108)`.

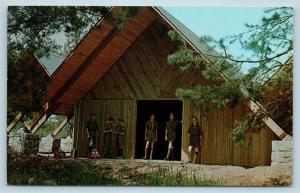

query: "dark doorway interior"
(135, 100), (182, 160)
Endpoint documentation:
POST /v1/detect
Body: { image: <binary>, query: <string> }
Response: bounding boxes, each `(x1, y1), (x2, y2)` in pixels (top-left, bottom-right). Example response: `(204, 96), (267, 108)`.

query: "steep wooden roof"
(18, 47), (50, 78)
(45, 7), (215, 115)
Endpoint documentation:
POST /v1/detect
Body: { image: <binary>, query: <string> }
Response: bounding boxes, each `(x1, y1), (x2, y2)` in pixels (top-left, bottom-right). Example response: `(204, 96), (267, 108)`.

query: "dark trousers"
(103, 132), (112, 157)
(116, 135), (124, 157)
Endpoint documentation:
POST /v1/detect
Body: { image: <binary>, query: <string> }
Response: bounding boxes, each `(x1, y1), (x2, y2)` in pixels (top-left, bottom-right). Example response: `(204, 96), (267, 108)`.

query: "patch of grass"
(133, 168), (221, 186)
(7, 154), (122, 185)
(7, 154), (221, 186)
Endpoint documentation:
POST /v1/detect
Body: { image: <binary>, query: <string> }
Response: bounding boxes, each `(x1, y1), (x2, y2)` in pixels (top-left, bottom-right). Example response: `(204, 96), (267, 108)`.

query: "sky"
(43, 7), (282, 74)
(56, 7), (268, 72)
(164, 7), (268, 72)
(164, 7), (266, 41)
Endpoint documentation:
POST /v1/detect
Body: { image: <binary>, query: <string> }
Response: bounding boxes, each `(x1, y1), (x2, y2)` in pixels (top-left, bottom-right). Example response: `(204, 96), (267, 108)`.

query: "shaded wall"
(73, 99), (136, 158)
(73, 19), (278, 166)
(182, 100), (278, 167)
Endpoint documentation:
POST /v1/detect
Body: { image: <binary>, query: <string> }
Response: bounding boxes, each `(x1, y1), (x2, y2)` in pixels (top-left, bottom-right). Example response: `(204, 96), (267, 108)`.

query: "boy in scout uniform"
(103, 116), (114, 158)
(115, 118), (126, 158)
(164, 112), (180, 161)
(187, 116), (203, 164)
(86, 113), (99, 154)
(143, 113), (158, 160)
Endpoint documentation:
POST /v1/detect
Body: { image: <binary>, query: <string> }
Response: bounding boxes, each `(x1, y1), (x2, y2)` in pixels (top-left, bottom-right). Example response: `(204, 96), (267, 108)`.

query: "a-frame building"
(13, 7), (287, 167)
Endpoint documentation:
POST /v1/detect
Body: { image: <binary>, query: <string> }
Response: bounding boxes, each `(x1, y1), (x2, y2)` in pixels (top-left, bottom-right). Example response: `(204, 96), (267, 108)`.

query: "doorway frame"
(133, 98), (184, 160)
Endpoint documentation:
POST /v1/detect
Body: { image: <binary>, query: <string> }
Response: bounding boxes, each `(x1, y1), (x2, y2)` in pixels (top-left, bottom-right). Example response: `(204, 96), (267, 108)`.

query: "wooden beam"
(7, 112), (23, 133)
(52, 115), (72, 137)
(248, 100), (287, 139)
(28, 30), (115, 133)
(152, 7), (229, 82)
(31, 113), (48, 133)
(52, 117), (68, 137)
(29, 102), (59, 133)
(49, 30), (115, 105)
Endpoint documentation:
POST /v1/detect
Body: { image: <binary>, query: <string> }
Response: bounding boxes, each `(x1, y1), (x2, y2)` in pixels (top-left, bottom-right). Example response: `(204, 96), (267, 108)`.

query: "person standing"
(103, 116), (114, 158)
(115, 118), (126, 158)
(187, 116), (203, 164)
(143, 113), (158, 160)
(86, 113), (99, 154)
(164, 112), (180, 161)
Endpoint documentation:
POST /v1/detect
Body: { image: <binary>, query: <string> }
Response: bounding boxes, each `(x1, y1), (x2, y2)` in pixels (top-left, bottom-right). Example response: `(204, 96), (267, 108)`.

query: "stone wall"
(60, 136), (73, 152)
(8, 128), (39, 154)
(271, 135), (293, 166)
(38, 134), (73, 153)
(8, 128), (73, 155)
(38, 134), (54, 153)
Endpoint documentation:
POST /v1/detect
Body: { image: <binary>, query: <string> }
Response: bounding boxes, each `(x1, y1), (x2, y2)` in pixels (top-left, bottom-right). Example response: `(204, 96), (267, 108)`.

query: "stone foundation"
(8, 128), (39, 154)
(38, 134), (54, 153)
(9, 128), (74, 155)
(271, 135), (293, 166)
(61, 136), (73, 152)
(38, 134), (73, 153)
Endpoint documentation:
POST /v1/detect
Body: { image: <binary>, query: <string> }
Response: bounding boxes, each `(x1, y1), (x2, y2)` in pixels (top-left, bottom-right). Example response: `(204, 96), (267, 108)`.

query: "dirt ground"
(89, 158), (292, 186)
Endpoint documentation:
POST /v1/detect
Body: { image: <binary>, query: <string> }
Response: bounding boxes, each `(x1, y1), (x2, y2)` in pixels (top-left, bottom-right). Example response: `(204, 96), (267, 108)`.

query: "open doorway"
(135, 100), (182, 160)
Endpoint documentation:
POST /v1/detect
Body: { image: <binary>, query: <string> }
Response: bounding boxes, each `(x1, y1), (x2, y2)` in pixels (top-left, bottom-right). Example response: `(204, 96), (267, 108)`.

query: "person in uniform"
(115, 118), (126, 158)
(164, 112), (181, 161)
(102, 116), (114, 158)
(143, 113), (158, 160)
(85, 113), (99, 154)
(187, 116), (203, 164)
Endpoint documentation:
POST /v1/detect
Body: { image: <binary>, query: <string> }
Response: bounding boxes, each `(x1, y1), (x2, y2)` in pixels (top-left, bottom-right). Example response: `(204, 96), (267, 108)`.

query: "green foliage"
(264, 63), (293, 134)
(168, 47), (203, 71)
(167, 31), (205, 71)
(168, 30), (185, 42)
(231, 111), (267, 144)
(7, 154), (122, 185)
(7, 6), (108, 121)
(7, 6), (139, 123)
(176, 82), (242, 116)
(36, 115), (69, 137)
(7, 52), (48, 121)
(167, 7), (293, 143)
(7, 107), (20, 126)
(7, 154), (220, 186)
(8, 6), (109, 57)
(108, 7), (141, 31)
(133, 168), (220, 186)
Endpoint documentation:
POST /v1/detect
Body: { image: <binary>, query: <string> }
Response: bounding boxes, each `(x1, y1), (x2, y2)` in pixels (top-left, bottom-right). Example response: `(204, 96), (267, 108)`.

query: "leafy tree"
(7, 6), (108, 124)
(167, 7), (293, 143)
(8, 6), (109, 57)
(7, 6), (140, 124)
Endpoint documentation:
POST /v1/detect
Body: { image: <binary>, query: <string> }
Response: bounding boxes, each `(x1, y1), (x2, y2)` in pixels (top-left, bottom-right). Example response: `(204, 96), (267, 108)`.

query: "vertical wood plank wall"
(182, 100), (278, 167)
(73, 99), (136, 158)
(72, 19), (278, 167)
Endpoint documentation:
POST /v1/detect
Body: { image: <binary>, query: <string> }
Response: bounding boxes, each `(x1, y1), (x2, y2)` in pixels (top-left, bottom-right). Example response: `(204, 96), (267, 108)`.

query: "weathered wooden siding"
(73, 19), (277, 167)
(73, 99), (136, 158)
(84, 21), (208, 100)
(75, 21), (207, 158)
(182, 100), (278, 167)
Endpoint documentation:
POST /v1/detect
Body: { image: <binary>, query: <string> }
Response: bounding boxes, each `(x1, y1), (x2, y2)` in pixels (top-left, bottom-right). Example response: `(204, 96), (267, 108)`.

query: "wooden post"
(27, 103), (48, 133)
(248, 100), (287, 140)
(29, 102), (59, 134)
(181, 100), (191, 162)
(7, 112), (23, 133)
(27, 28), (116, 135)
(28, 100), (73, 134)
(30, 113), (48, 134)
(52, 116), (72, 137)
